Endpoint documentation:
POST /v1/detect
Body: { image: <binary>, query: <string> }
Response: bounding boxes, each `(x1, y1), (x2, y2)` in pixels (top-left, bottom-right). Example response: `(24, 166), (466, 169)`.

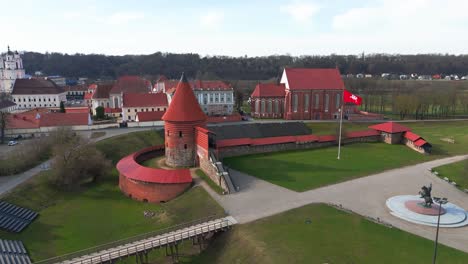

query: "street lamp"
(432, 197), (448, 264)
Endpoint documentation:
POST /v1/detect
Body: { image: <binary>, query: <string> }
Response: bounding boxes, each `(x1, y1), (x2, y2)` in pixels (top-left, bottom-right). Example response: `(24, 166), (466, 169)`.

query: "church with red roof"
(251, 68), (380, 121)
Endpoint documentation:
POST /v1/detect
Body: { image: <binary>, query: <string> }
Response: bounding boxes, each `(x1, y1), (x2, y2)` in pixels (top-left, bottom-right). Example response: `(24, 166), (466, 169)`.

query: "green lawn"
(306, 121), (374, 135)
(0, 130), (225, 261)
(224, 143), (430, 191)
(189, 204), (468, 264)
(95, 130), (164, 163)
(433, 160), (468, 190)
(141, 156), (164, 168)
(224, 121), (468, 192)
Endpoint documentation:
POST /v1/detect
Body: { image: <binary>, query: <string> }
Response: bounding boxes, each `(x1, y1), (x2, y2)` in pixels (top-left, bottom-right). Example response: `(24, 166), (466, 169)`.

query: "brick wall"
(218, 135), (380, 158)
(199, 156), (229, 193)
(165, 121), (205, 167)
(119, 174), (191, 203)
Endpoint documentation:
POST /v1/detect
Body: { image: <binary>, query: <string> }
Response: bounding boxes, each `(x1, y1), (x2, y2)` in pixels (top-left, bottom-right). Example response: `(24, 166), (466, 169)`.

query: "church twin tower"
(162, 73), (207, 167)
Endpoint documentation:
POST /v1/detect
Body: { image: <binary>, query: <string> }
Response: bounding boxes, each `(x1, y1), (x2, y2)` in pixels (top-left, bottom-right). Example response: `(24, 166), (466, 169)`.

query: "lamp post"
(432, 197), (448, 264)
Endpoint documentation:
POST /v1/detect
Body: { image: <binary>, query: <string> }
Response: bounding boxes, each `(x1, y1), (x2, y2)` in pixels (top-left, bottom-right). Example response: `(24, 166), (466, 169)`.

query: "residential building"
(47, 76), (66, 86)
(110, 76), (152, 109)
(65, 84), (87, 100)
(161, 78), (234, 116)
(122, 93), (168, 121)
(0, 100), (17, 113)
(11, 79), (67, 110)
(0, 46), (26, 93)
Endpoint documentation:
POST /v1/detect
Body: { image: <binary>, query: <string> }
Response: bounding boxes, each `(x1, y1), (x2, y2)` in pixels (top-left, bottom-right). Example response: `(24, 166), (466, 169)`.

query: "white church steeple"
(0, 46), (26, 94)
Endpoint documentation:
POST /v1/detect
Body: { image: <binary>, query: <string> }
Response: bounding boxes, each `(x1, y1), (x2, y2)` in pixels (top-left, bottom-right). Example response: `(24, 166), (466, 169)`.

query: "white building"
(0, 100), (17, 113)
(11, 79), (67, 110)
(163, 79), (234, 116)
(0, 46), (26, 94)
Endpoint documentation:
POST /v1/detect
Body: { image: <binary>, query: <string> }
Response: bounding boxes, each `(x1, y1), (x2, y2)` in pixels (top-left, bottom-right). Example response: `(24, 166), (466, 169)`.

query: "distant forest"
(22, 52), (468, 81)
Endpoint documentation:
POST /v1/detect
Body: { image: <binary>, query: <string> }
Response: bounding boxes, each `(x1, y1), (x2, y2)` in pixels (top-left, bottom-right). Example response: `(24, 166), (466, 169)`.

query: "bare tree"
(0, 110), (8, 144)
(50, 131), (111, 190)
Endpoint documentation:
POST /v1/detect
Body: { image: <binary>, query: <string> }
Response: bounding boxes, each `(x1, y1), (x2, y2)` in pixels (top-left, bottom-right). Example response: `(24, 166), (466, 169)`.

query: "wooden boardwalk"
(49, 216), (237, 264)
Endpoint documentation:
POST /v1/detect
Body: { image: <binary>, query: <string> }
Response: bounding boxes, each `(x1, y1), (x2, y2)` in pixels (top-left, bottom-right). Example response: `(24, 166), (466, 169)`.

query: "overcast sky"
(2, 0), (467, 56)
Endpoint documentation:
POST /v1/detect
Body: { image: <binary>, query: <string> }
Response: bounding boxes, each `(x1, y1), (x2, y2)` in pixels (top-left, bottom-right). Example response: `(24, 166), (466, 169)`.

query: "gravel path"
(204, 155), (468, 253)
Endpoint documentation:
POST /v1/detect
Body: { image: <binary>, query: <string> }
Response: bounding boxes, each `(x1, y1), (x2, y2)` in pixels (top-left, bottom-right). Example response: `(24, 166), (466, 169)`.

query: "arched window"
(336, 93), (341, 109)
(314, 94), (319, 109)
(274, 100), (279, 113)
(304, 94), (310, 112)
(325, 94), (329, 111)
(255, 100), (260, 113)
(261, 100), (266, 113)
(267, 100), (272, 113)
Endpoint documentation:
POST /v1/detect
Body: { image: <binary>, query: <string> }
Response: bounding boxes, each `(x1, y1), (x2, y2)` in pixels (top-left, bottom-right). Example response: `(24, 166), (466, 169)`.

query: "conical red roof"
(162, 73), (207, 122)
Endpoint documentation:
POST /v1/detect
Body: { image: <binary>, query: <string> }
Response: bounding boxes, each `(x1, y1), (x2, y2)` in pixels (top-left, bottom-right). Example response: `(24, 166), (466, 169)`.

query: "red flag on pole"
(343, 89), (362, 105)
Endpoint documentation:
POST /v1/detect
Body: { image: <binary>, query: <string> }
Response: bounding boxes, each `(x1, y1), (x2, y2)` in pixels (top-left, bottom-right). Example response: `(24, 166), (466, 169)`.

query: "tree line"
(22, 52), (468, 81)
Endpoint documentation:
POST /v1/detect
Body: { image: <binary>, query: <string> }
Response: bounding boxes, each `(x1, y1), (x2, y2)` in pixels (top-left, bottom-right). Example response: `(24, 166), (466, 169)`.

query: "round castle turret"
(162, 73), (207, 167)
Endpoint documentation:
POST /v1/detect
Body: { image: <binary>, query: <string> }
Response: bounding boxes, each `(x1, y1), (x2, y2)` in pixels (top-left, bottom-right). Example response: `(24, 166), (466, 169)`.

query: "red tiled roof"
(251, 83), (286, 97)
(195, 126), (211, 134)
(105, 107), (122, 113)
(116, 147), (192, 184)
(162, 73), (207, 122)
(250, 136), (296, 146)
(93, 84), (114, 99)
(369, 122), (411, 133)
(346, 130), (380, 138)
(84, 92), (93, 100)
(110, 76), (151, 94)
(318, 135), (336, 142)
(191, 80), (232, 90)
(295, 134), (319, 143)
(6, 113), (40, 129)
(283, 68), (345, 90)
(7, 112), (90, 129)
(123, 93), (168, 108)
(38, 113), (89, 127)
(65, 107), (90, 114)
(88, 84), (97, 90)
(217, 138), (252, 148)
(414, 139), (428, 147)
(136, 111), (165, 122)
(404, 131), (421, 141)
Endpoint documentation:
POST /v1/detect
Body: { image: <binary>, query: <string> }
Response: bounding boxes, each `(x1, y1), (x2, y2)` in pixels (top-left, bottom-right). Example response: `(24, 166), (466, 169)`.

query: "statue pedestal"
(386, 195), (468, 227)
(404, 200), (446, 215)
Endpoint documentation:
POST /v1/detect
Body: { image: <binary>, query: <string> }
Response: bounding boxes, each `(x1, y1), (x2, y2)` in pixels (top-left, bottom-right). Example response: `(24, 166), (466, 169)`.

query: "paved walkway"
(203, 155), (468, 253)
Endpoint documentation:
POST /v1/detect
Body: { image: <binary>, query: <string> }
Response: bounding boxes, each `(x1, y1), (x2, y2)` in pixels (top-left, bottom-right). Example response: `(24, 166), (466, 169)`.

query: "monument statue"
(419, 183), (433, 207)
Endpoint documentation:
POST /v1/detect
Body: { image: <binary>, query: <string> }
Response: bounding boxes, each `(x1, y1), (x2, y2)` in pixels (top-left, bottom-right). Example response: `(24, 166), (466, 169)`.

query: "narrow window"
(184, 144), (187, 149)
(267, 100), (272, 113)
(261, 100), (266, 113)
(304, 94), (309, 112)
(274, 100), (279, 113)
(314, 94), (319, 109)
(325, 94), (329, 112)
(293, 94), (298, 112)
(167, 130), (170, 136)
(179, 131), (182, 138)
(336, 93), (341, 109)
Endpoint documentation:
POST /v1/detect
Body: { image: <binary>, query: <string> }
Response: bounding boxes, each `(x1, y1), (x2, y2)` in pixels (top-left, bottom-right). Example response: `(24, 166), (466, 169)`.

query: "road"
(201, 155), (468, 253)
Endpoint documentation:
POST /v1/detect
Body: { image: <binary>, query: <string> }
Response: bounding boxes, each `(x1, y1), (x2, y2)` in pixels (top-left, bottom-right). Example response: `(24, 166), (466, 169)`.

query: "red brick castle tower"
(162, 73), (207, 167)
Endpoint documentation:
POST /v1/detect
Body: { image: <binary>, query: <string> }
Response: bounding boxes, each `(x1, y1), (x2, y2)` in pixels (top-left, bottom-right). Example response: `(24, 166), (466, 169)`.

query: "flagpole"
(337, 90), (344, 160)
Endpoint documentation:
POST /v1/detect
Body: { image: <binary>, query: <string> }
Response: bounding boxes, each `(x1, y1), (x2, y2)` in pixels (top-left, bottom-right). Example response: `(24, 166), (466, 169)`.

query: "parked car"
(8, 141), (18, 146)
(13, 135), (22, 140)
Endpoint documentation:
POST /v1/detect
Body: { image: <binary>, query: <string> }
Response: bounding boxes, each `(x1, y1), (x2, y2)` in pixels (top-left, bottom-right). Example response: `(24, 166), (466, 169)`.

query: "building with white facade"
(162, 79), (234, 116)
(0, 100), (17, 113)
(122, 93), (168, 121)
(11, 79), (66, 110)
(0, 46), (26, 94)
